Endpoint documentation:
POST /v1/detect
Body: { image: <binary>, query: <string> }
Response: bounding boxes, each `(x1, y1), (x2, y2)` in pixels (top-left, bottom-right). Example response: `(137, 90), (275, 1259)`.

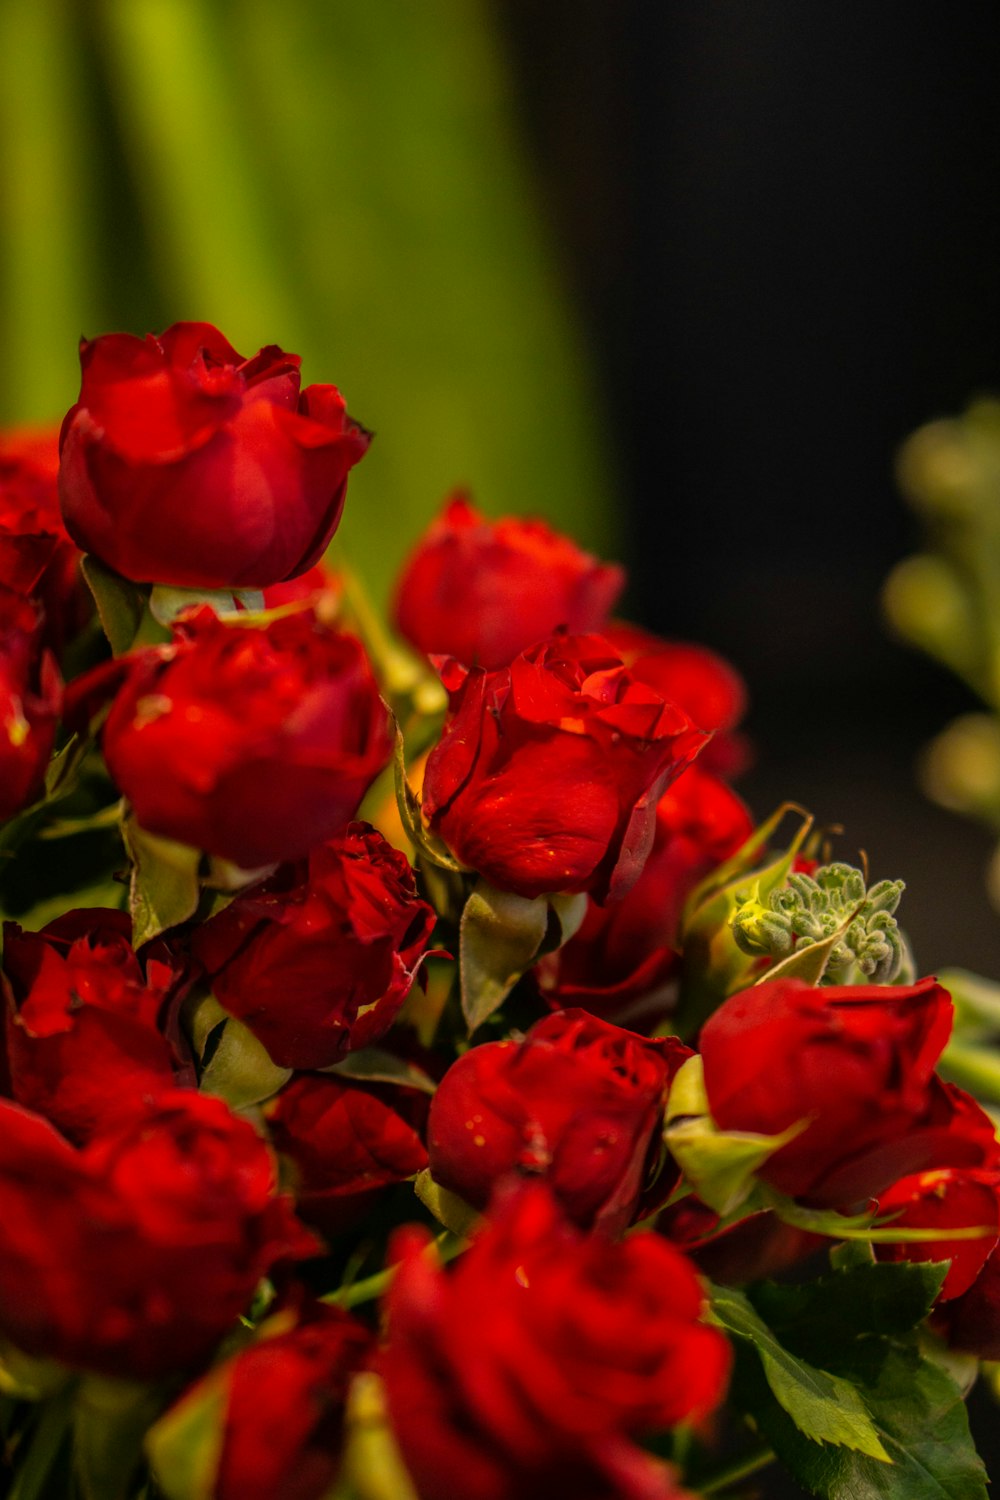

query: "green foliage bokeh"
(0, 0), (614, 597)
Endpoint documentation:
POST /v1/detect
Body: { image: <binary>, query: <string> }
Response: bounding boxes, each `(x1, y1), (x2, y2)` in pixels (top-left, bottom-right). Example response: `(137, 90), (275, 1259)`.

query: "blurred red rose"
(700, 976), (995, 1207)
(261, 560), (342, 613)
(381, 1181), (728, 1500)
(427, 1010), (691, 1233)
(393, 494), (624, 669)
(0, 588), (61, 821)
(3, 908), (187, 1142)
(942, 1240), (1000, 1359)
(0, 1091), (314, 1378)
(873, 1167), (1000, 1300)
(536, 766), (752, 1028)
(604, 622), (749, 778)
(193, 823), (435, 1067)
(266, 1073), (429, 1238)
(59, 323), (370, 589)
(422, 633), (709, 901)
(91, 608), (391, 868)
(159, 1302), (371, 1500)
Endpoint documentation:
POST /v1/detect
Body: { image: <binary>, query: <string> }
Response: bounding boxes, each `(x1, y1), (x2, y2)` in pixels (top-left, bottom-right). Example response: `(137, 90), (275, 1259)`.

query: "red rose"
(261, 560), (342, 612)
(537, 767), (752, 1027)
(0, 1091), (314, 1378)
(700, 976), (994, 1207)
(58, 323), (370, 589)
(193, 823), (435, 1067)
(942, 1241), (1000, 1358)
(381, 1182), (729, 1500)
(266, 1073), (429, 1238)
(93, 609), (391, 868)
(3, 909), (186, 1142)
(393, 494), (624, 669)
(604, 622), (748, 778)
(873, 1168), (1000, 1300)
(427, 1010), (691, 1233)
(0, 588), (61, 821)
(421, 634), (709, 901)
(158, 1302), (371, 1500)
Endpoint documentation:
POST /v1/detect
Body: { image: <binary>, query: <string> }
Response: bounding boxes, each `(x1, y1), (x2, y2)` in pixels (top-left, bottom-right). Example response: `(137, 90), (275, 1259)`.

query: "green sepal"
(764, 1188), (998, 1246)
(335, 1371), (419, 1500)
(80, 557), (147, 656)
(187, 994), (291, 1110)
(458, 879), (586, 1033)
(391, 720), (468, 874)
(709, 1285), (891, 1462)
(663, 1055), (808, 1216)
(413, 1168), (481, 1238)
(121, 810), (201, 947)
(148, 584), (265, 627)
(145, 1364), (228, 1500)
(324, 1047), (437, 1095)
(73, 1375), (166, 1500)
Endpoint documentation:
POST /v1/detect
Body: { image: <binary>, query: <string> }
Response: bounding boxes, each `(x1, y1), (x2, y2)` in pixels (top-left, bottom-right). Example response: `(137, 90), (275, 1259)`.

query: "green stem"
(9, 1383), (75, 1500)
(699, 1444), (775, 1495)
(323, 1233), (465, 1310)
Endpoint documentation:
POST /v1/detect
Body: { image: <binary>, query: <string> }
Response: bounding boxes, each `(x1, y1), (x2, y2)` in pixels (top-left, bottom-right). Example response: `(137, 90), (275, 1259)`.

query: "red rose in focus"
(266, 1073), (429, 1238)
(193, 823), (435, 1067)
(0, 1091), (314, 1378)
(0, 588), (61, 820)
(421, 634), (709, 901)
(159, 1303), (371, 1500)
(605, 622), (748, 778)
(91, 609), (391, 868)
(59, 323), (370, 589)
(381, 1182), (729, 1500)
(874, 1167), (1000, 1300)
(3, 909), (186, 1142)
(537, 767), (752, 1028)
(700, 976), (994, 1207)
(427, 1010), (691, 1233)
(393, 494), (624, 668)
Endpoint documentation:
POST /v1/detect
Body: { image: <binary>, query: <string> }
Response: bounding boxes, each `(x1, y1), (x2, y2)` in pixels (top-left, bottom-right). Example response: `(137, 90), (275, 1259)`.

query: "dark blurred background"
(499, 0), (1000, 980)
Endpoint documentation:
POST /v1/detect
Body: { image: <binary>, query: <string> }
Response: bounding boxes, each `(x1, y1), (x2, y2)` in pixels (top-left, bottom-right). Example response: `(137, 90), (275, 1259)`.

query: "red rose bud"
(699, 976), (992, 1208)
(604, 622), (749, 779)
(381, 1182), (729, 1500)
(266, 1073), (429, 1239)
(942, 1241), (1000, 1359)
(427, 1010), (691, 1233)
(422, 633), (709, 901)
(0, 588), (61, 820)
(393, 494), (625, 669)
(194, 823), (435, 1068)
(3, 909), (186, 1142)
(58, 322), (370, 589)
(874, 1167), (1000, 1300)
(537, 767), (753, 1028)
(0, 1091), (315, 1378)
(152, 1302), (371, 1500)
(98, 609), (391, 868)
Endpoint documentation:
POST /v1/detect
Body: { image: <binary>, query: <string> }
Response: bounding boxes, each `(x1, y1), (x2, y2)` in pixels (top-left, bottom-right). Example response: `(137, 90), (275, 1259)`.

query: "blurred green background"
(0, 0), (613, 598)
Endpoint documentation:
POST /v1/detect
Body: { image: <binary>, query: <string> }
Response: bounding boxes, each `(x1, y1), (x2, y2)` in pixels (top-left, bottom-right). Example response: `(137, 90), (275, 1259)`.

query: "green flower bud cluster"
(731, 862), (906, 985)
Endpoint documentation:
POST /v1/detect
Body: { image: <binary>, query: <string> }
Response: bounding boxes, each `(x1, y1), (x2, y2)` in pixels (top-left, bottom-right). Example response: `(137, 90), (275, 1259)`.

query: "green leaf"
(325, 1047), (436, 1095)
(730, 1333), (987, 1500)
(121, 811), (201, 947)
(188, 994), (291, 1110)
(459, 878), (549, 1033)
(749, 1261), (947, 1357)
(413, 1168), (480, 1238)
(80, 557), (147, 656)
(710, 1286), (890, 1463)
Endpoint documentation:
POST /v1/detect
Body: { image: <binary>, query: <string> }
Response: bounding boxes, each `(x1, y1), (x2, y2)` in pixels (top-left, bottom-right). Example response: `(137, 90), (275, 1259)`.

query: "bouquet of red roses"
(0, 322), (996, 1500)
